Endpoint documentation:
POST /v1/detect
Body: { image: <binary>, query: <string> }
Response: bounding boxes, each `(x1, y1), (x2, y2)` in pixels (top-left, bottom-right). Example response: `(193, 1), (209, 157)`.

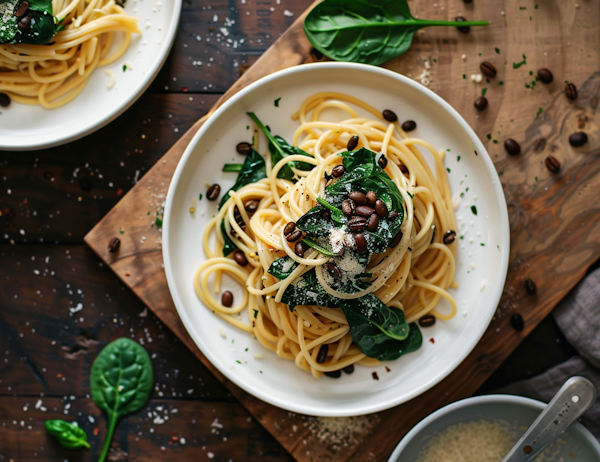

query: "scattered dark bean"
(374, 199), (388, 218)
(378, 155), (388, 169)
(402, 120), (417, 132)
(418, 314), (436, 327)
(326, 262), (341, 279)
(367, 214), (379, 232)
(108, 237), (121, 253)
(443, 230), (457, 245)
(382, 109), (397, 122)
(504, 138), (521, 156)
(283, 221), (295, 236)
(565, 83), (578, 100)
(347, 135), (359, 151)
(332, 165), (345, 178)
(365, 191), (377, 207)
(294, 241), (305, 258)
(0, 93), (10, 107)
(14, 1), (29, 16)
(236, 141), (252, 155)
(233, 249), (248, 266)
(244, 199), (259, 214)
(474, 96), (488, 111)
(341, 199), (353, 217)
(342, 364), (354, 374)
(510, 313), (524, 331)
(286, 229), (303, 242)
(480, 61), (497, 78)
(356, 206), (374, 217)
(537, 68), (553, 84)
(206, 183), (221, 201)
(569, 132), (588, 147)
(324, 370), (341, 378)
(18, 14), (31, 30)
(454, 16), (470, 33)
(221, 291), (234, 307)
(389, 230), (403, 247)
(524, 278), (537, 295)
(399, 163), (409, 175)
(388, 211), (399, 220)
(348, 191), (366, 206)
(348, 216), (367, 232)
(316, 344), (328, 364)
(544, 156), (561, 173)
(354, 233), (367, 254)
(78, 178), (92, 192)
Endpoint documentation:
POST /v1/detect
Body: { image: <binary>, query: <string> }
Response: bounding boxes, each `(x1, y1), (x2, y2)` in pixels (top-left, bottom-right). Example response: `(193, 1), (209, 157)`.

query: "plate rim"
(0, 0), (182, 152)
(163, 62), (511, 417)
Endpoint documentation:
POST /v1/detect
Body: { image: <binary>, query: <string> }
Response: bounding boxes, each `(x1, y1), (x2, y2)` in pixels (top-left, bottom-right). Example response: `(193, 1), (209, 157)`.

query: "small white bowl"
(389, 395), (600, 461)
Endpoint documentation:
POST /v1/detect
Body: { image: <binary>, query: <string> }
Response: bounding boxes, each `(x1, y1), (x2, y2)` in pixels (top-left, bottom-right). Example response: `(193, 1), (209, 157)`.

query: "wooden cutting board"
(85, 2), (600, 460)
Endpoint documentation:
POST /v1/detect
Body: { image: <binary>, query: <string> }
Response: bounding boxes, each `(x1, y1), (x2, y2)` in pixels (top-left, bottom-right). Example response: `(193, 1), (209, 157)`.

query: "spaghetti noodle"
(195, 93), (458, 378)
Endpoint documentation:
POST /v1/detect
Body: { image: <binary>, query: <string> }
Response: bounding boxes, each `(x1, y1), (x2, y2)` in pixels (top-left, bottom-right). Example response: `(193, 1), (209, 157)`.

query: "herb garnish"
(45, 420), (90, 450)
(513, 54), (527, 69)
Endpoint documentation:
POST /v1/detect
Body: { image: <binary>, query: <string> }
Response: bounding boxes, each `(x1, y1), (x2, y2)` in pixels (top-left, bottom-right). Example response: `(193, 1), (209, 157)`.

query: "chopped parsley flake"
(481, 88), (487, 96)
(471, 205), (478, 215)
(457, 156), (461, 162)
(274, 97), (281, 107)
(495, 47), (500, 54)
(460, 235), (464, 240)
(486, 134), (492, 140)
(236, 360), (242, 364)
(199, 193), (203, 200)
(122, 64), (127, 72)
(253, 309), (258, 319)
(155, 217), (163, 227)
(499, 81), (504, 86)
(513, 54), (527, 69)
(407, 191), (414, 199)
(480, 243), (485, 246)
(447, 168), (451, 173)
(463, 74), (466, 79)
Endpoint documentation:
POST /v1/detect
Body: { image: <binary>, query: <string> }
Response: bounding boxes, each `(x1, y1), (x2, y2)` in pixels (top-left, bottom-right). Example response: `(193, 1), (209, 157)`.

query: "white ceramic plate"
(163, 62), (510, 417)
(0, 0), (181, 151)
(388, 395), (600, 461)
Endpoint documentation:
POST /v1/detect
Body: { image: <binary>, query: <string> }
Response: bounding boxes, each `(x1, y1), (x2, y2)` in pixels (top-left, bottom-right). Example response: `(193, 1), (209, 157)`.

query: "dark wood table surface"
(0, 0), (591, 460)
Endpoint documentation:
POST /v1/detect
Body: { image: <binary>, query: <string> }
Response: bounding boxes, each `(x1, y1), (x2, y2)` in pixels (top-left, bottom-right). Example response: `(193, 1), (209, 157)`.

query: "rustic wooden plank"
(0, 398), (292, 462)
(83, 1), (600, 461)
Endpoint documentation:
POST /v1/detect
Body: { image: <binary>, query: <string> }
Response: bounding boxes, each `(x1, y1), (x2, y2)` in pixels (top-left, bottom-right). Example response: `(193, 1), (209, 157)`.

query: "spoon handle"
(501, 376), (597, 462)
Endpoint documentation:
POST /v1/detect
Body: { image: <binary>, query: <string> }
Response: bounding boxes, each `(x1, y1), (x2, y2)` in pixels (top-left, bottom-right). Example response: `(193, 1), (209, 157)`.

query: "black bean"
(565, 83), (578, 100)
(0, 93), (10, 107)
(283, 221), (295, 236)
(382, 109), (398, 122)
(401, 120), (417, 132)
(569, 132), (588, 147)
(221, 291), (234, 307)
(294, 241), (305, 258)
(348, 216), (367, 232)
(537, 68), (553, 84)
(78, 178), (92, 192)
(524, 278), (537, 295)
(326, 262), (341, 279)
(474, 96), (488, 111)
(443, 230), (457, 245)
(367, 214), (379, 232)
(389, 230), (403, 247)
(244, 199), (259, 213)
(286, 229), (303, 242)
(324, 370), (341, 378)
(365, 191), (377, 207)
(418, 314), (436, 327)
(233, 249), (248, 266)
(316, 344), (328, 363)
(510, 313), (524, 331)
(14, 1), (29, 16)
(374, 199), (388, 219)
(342, 364), (354, 374)
(347, 135), (359, 151)
(354, 233), (367, 254)
(348, 191), (366, 205)
(387, 211), (399, 220)
(108, 237), (121, 253)
(236, 142), (252, 155)
(332, 165), (345, 178)
(206, 184), (221, 201)
(454, 16), (470, 33)
(18, 14), (31, 30)
(544, 156), (560, 173)
(399, 163), (409, 175)
(378, 155), (388, 169)
(356, 205), (374, 217)
(504, 139), (521, 156)
(341, 199), (353, 217)
(480, 61), (497, 78)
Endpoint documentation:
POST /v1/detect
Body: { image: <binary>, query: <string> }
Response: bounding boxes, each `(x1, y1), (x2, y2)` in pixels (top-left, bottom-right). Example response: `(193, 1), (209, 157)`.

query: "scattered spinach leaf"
(316, 197), (347, 225)
(304, 0), (489, 65)
(268, 256), (299, 280)
(218, 148), (266, 209)
(91, 338), (153, 462)
(302, 237), (338, 257)
(222, 163), (243, 172)
(44, 420), (90, 450)
(220, 219), (238, 256)
(351, 321), (422, 361)
(342, 293), (409, 340)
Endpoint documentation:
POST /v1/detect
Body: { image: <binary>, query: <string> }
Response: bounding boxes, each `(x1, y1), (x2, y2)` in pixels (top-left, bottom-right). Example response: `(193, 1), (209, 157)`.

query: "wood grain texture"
(84, 1), (600, 461)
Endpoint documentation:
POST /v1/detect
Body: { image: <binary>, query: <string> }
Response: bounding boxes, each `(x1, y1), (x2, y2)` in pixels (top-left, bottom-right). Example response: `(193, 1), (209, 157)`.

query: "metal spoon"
(501, 376), (597, 462)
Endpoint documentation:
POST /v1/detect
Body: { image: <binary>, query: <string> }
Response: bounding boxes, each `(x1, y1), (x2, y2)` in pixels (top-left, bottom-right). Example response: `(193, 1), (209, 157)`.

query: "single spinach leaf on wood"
(219, 148), (266, 209)
(304, 0), (489, 66)
(44, 420), (90, 450)
(350, 322), (422, 361)
(268, 256), (299, 280)
(91, 338), (153, 462)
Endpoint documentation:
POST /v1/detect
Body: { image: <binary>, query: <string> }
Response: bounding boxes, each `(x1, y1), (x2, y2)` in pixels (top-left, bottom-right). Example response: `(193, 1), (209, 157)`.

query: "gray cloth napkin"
(496, 267), (600, 440)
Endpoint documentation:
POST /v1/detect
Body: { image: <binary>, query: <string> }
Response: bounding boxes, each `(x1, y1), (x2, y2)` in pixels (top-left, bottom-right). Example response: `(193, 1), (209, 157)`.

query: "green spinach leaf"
(351, 322), (422, 361)
(44, 420), (90, 450)
(0, 0), (61, 45)
(268, 256), (299, 280)
(91, 338), (153, 462)
(304, 0), (489, 65)
(341, 293), (409, 341)
(295, 205), (334, 238)
(219, 148), (266, 209)
(316, 197), (347, 225)
(220, 219), (238, 256)
(302, 237), (338, 257)
(222, 163), (243, 172)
